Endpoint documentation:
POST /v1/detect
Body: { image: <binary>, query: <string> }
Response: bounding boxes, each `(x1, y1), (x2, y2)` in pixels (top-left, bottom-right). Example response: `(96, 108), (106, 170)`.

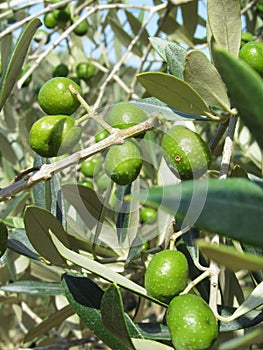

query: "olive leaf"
(137, 72), (211, 116)
(184, 49), (230, 111)
(207, 0), (241, 57)
(212, 45), (263, 150)
(0, 18), (41, 111)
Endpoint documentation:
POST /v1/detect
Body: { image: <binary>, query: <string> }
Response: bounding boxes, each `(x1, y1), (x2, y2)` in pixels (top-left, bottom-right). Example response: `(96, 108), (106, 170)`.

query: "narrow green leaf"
(230, 281), (263, 321)
(137, 72), (210, 116)
(181, 1), (199, 37)
(207, 0), (241, 57)
(101, 284), (136, 349)
(0, 281), (63, 295)
(134, 178), (263, 247)
(50, 232), (166, 306)
(110, 19), (142, 57)
(62, 275), (133, 350)
(24, 304), (74, 343)
(0, 18), (41, 111)
(219, 327), (263, 350)
(125, 10), (149, 47)
(212, 45), (263, 150)
(184, 49), (230, 111)
(1, 33), (12, 74)
(0, 130), (18, 166)
(24, 206), (70, 266)
(132, 339), (174, 350)
(196, 240), (263, 271)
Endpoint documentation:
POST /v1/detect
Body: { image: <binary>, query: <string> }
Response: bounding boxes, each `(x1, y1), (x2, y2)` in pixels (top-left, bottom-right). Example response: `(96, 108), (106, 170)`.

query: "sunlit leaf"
(207, 0), (241, 57)
(137, 72), (210, 116)
(219, 326), (263, 350)
(0, 281), (63, 295)
(184, 49), (230, 111)
(213, 45), (263, 150)
(196, 240), (263, 271)
(50, 232), (166, 305)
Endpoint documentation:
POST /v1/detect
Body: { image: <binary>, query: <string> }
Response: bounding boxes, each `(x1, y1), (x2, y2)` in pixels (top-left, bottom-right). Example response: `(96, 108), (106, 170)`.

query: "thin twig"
(219, 115), (238, 179)
(92, 2), (168, 110)
(0, 117), (161, 202)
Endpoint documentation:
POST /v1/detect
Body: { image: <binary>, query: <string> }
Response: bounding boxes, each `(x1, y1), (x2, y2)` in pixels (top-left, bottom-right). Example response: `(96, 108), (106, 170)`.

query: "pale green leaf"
(137, 72), (210, 116)
(132, 339), (174, 350)
(50, 232), (166, 305)
(207, 0), (241, 56)
(219, 326), (263, 350)
(184, 49), (230, 111)
(196, 240), (263, 271)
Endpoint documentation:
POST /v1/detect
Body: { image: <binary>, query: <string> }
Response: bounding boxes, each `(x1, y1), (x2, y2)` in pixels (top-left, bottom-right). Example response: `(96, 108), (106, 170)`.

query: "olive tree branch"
(0, 117), (161, 202)
(92, 2), (168, 111)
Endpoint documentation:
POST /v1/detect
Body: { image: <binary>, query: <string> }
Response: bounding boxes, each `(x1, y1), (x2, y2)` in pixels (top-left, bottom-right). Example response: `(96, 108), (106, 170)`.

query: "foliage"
(0, 0), (263, 349)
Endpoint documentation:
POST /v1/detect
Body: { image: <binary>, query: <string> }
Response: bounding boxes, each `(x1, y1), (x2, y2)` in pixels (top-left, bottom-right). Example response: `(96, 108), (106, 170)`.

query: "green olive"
(29, 115), (82, 157)
(166, 294), (218, 350)
(145, 250), (188, 303)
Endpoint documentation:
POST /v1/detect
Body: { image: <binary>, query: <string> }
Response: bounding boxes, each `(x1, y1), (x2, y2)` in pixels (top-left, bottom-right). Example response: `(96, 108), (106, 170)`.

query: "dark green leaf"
(137, 72), (211, 116)
(24, 206), (70, 266)
(62, 274), (104, 309)
(212, 45), (263, 150)
(101, 283), (136, 349)
(184, 49), (230, 110)
(134, 178), (263, 247)
(0, 18), (41, 111)
(207, 0), (241, 57)
(0, 281), (63, 296)
(62, 274), (133, 350)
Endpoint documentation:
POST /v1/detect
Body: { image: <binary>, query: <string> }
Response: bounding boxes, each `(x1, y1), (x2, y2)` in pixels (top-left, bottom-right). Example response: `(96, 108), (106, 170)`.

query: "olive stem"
(68, 84), (115, 133)
(181, 270), (211, 295)
(219, 115), (238, 179)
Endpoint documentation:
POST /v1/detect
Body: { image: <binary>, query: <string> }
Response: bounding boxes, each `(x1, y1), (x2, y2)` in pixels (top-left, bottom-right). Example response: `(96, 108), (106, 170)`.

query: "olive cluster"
(43, 0), (88, 36)
(145, 250), (218, 350)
